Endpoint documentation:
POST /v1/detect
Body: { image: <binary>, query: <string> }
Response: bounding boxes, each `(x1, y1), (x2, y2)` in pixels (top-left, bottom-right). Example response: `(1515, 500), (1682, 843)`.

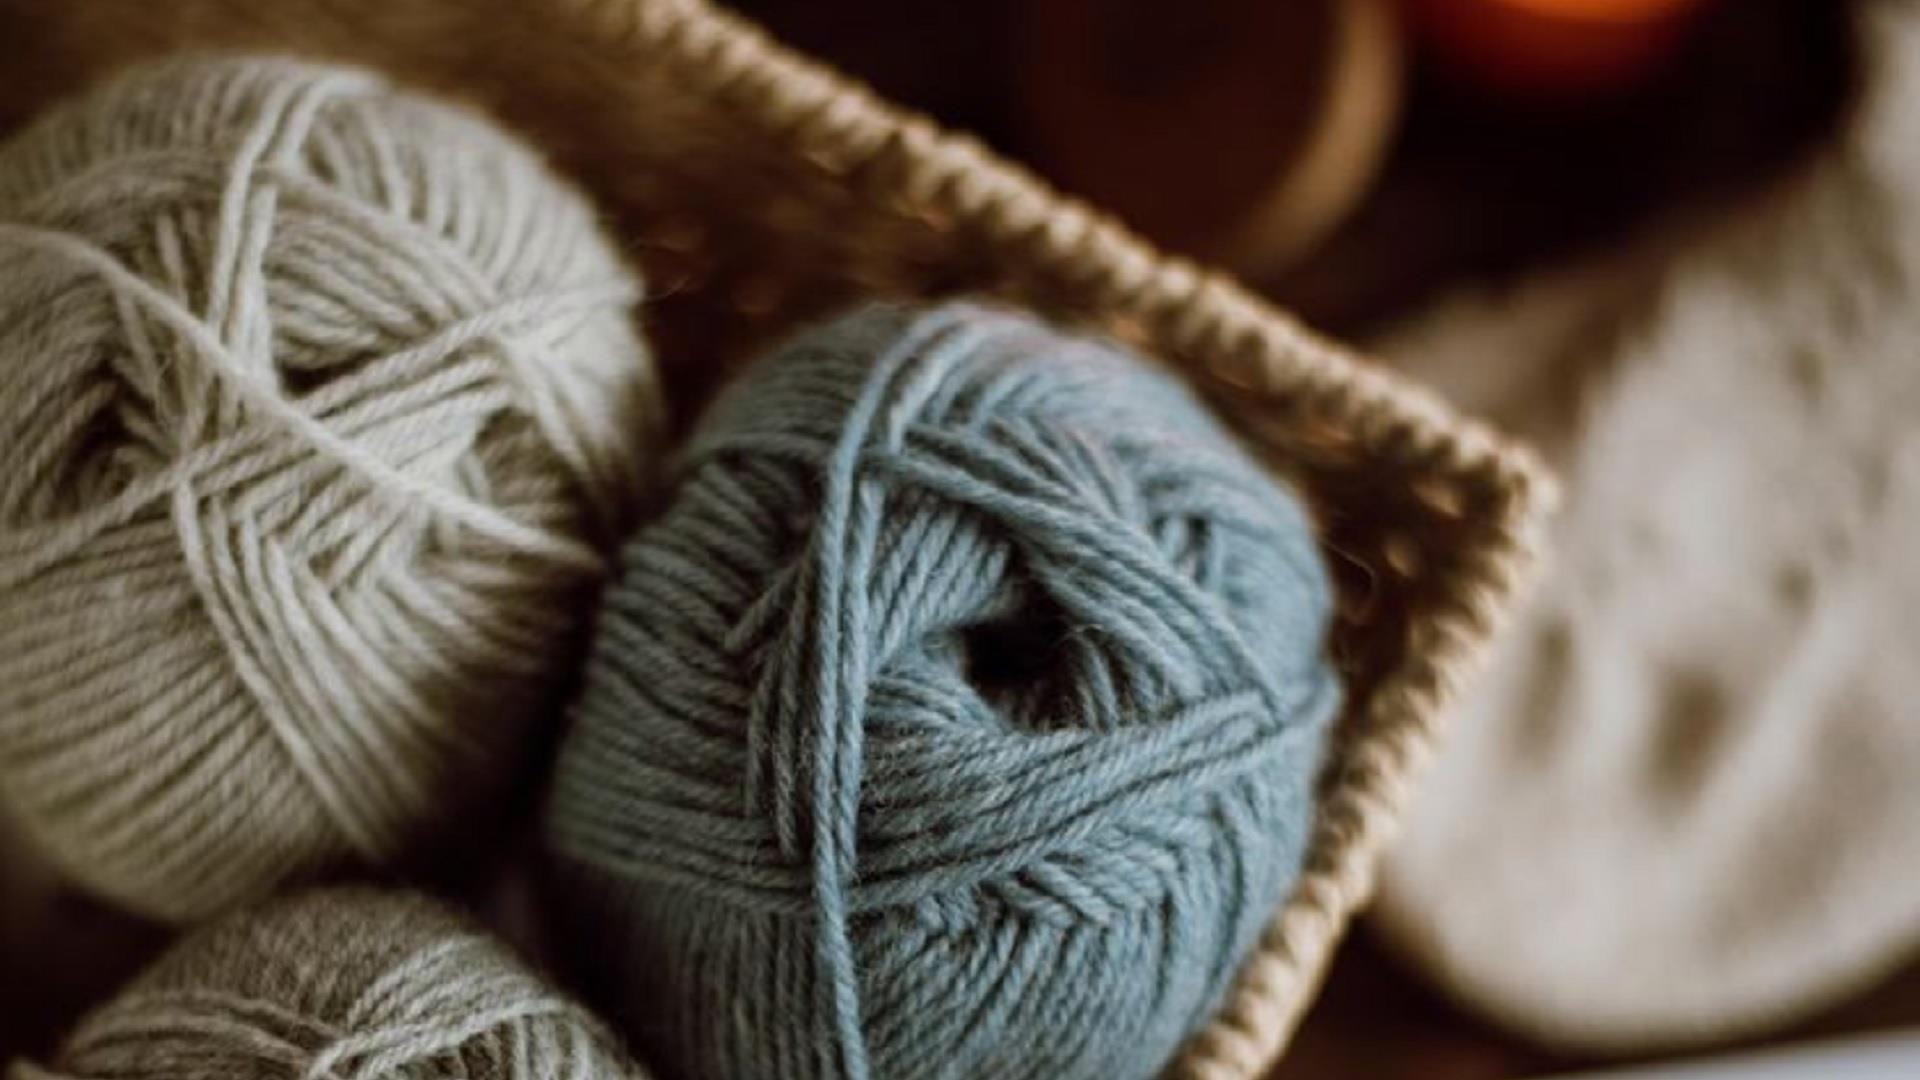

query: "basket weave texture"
(0, 1), (1554, 1075)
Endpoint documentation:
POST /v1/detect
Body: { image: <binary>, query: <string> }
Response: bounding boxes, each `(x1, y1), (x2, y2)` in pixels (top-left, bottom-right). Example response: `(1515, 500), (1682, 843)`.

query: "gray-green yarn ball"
(0, 55), (661, 924)
(547, 302), (1342, 1080)
(13, 888), (652, 1080)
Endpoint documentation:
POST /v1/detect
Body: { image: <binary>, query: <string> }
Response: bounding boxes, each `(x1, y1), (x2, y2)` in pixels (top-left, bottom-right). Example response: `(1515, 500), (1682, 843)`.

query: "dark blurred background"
(733, 0), (1851, 334)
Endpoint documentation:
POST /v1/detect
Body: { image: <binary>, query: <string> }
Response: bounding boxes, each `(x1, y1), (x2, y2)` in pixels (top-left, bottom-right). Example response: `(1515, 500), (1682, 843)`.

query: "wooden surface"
(1268, 930), (1920, 1079)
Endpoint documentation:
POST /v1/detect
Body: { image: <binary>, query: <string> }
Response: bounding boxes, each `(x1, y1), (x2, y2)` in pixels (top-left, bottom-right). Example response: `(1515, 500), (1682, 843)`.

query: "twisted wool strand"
(0, 55), (660, 923)
(11, 888), (652, 1080)
(548, 303), (1342, 1080)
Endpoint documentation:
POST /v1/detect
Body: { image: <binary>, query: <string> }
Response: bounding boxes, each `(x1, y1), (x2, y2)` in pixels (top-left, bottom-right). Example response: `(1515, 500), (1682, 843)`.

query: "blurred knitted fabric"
(1372, 0), (1920, 1054)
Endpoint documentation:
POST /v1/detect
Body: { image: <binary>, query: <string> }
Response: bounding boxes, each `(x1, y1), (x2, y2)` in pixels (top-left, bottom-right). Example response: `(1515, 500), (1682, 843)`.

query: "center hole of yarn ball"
(70, 398), (143, 501)
(958, 605), (1066, 707)
(277, 354), (347, 398)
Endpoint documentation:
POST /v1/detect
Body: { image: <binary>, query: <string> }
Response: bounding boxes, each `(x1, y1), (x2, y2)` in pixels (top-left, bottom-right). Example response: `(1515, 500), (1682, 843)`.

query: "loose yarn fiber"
(547, 303), (1342, 1080)
(0, 56), (661, 923)
(13, 888), (652, 1080)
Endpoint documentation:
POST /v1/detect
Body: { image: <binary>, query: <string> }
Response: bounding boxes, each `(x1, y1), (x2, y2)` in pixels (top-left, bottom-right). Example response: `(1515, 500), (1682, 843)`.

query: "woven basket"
(0, 1), (1553, 1075)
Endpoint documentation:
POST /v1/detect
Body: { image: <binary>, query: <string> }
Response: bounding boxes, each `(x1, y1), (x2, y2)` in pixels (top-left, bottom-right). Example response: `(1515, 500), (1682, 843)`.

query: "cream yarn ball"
(0, 55), (661, 923)
(13, 888), (652, 1080)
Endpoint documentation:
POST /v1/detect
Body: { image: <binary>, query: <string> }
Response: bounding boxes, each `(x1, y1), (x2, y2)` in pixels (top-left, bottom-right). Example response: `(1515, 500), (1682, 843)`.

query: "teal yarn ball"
(546, 302), (1341, 1080)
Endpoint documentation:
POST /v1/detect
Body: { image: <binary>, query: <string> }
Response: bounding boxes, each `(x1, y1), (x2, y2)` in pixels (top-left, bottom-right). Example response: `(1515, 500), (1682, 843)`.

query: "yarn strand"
(0, 223), (610, 575)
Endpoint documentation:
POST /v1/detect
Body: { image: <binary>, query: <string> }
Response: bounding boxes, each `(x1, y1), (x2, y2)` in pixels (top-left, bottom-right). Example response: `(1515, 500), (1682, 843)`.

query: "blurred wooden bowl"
(1016, 0), (1404, 278)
